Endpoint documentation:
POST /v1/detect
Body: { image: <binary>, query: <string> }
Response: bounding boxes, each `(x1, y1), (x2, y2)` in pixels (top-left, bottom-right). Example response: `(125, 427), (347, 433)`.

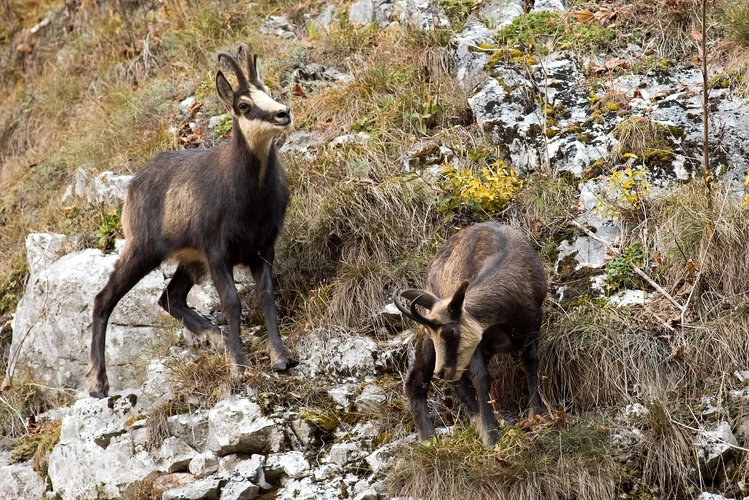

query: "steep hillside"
(2, 0), (749, 498)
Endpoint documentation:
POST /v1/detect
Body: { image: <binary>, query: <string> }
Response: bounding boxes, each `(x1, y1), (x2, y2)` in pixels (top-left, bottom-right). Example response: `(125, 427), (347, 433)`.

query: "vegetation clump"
(387, 417), (616, 500)
(437, 161), (523, 218)
(496, 11), (616, 55)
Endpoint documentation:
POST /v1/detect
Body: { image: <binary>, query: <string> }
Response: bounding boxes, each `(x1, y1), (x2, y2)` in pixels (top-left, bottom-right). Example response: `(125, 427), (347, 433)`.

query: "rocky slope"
(2, 0), (749, 499)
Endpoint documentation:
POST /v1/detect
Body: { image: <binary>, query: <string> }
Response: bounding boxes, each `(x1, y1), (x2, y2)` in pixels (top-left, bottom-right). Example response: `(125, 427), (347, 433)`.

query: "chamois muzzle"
(275, 107), (293, 126)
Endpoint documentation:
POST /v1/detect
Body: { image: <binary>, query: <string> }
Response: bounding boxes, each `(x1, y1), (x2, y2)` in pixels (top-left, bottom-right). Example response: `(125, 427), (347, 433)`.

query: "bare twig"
(568, 220), (685, 312)
(700, 0), (713, 209)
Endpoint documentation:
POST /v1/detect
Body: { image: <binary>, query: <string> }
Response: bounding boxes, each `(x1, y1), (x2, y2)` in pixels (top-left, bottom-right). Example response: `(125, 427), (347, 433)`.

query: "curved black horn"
(238, 43), (260, 85)
(392, 289), (439, 330)
(218, 51), (250, 90)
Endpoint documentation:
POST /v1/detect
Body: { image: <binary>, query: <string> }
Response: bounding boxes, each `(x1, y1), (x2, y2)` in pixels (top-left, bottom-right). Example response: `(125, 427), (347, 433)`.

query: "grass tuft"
(387, 418), (616, 500)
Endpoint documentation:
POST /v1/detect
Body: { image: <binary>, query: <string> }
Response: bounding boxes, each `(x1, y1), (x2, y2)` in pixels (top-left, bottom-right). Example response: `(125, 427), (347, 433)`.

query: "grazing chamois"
(87, 44), (297, 398)
(393, 222), (547, 447)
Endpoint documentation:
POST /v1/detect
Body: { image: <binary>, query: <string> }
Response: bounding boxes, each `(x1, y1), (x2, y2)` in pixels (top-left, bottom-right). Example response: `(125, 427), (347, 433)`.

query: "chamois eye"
(441, 327), (456, 340)
(237, 102), (250, 114)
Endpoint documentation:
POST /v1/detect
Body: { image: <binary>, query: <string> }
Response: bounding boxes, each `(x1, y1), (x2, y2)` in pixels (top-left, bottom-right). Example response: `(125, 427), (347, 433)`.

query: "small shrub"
(8, 419), (61, 477)
(437, 0), (478, 23)
(97, 209), (122, 252)
(438, 161), (523, 217)
(214, 114), (232, 137)
(605, 243), (644, 292)
(595, 166), (652, 219)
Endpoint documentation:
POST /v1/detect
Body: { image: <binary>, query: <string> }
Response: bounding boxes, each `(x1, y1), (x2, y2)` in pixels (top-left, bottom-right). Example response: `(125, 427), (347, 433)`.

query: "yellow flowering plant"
(438, 160), (523, 217)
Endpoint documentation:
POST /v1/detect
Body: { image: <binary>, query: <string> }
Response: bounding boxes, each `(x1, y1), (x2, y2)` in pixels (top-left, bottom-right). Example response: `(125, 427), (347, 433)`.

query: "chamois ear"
(216, 71), (235, 109)
(400, 289), (439, 310)
(447, 280), (469, 316)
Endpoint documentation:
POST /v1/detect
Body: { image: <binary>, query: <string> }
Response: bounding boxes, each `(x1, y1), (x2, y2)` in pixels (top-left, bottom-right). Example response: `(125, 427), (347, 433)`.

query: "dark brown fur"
(394, 222), (547, 447)
(87, 45), (296, 398)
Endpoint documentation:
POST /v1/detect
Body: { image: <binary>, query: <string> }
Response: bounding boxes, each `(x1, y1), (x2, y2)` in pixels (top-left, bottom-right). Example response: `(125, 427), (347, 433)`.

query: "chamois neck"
(231, 127), (277, 182)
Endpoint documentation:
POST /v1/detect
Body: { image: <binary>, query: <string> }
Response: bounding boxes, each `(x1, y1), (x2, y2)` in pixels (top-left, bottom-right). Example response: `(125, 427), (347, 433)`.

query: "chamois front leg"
(467, 349), (499, 448)
(405, 335), (437, 442)
(209, 261), (249, 378)
(249, 255), (298, 371)
(522, 334), (542, 416)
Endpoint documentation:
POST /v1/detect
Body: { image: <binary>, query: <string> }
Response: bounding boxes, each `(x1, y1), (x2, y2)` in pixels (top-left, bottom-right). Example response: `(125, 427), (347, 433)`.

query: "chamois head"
(394, 281), (483, 383)
(215, 44), (292, 152)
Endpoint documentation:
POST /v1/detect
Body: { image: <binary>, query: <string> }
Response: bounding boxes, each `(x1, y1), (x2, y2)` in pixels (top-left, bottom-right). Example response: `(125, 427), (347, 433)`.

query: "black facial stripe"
(237, 95), (284, 123)
(441, 330), (461, 369)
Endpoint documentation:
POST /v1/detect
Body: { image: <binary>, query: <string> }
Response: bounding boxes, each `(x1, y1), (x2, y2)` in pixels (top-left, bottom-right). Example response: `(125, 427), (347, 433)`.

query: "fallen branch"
(568, 220), (685, 312)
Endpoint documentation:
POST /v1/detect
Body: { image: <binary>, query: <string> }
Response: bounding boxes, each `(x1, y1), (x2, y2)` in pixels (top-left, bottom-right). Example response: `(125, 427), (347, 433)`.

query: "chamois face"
(398, 282), (484, 383)
(215, 54), (292, 154)
(233, 85), (292, 149)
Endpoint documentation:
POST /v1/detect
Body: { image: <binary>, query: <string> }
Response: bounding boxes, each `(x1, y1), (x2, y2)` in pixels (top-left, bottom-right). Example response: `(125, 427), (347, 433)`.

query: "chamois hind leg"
(522, 334), (542, 416)
(207, 259), (249, 378)
(88, 248), (160, 398)
(405, 335), (437, 443)
(158, 262), (222, 346)
(467, 350), (499, 448)
(248, 253), (298, 371)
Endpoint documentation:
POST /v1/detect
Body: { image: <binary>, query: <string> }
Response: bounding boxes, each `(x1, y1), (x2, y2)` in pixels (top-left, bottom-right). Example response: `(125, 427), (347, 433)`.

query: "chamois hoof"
(89, 390), (109, 399)
(272, 357), (299, 372)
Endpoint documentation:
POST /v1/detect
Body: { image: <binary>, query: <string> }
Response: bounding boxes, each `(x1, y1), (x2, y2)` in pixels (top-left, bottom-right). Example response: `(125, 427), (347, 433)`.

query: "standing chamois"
(88, 44), (297, 398)
(393, 222), (547, 447)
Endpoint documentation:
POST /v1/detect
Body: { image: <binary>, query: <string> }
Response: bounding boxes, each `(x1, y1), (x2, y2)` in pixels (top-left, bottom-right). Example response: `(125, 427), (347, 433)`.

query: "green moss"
(300, 409), (341, 433)
(497, 11), (616, 55)
(643, 148), (676, 163)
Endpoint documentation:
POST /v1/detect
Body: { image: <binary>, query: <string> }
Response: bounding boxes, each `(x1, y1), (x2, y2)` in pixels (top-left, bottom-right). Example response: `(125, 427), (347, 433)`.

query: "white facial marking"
(234, 87), (292, 169)
(430, 312), (484, 382)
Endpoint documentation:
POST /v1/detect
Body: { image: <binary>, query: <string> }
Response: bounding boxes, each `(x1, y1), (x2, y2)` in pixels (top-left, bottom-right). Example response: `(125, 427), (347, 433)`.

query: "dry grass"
(278, 174), (443, 331)
(648, 184), (749, 315)
(387, 418), (617, 500)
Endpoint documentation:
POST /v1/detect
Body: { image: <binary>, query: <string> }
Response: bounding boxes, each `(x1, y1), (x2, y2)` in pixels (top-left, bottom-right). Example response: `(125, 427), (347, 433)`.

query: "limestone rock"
(265, 451), (311, 482)
(349, 0), (374, 25)
(4, 236), (166, 392)
(355, 384), (387, 413)
(220, 479), (260, 500)
(0, 452), (46, 500)
(60, 164), (132, 207)
(162, 477), (221, 500)
(158, 436), (198, 473)
(168, 410), (210, 453)
(47, 396), (158, 500)
(323, 442), (365, 466)
(188, 450), (220, 477)
(694, 421), (739, 472)
(206, 398), (283, 456)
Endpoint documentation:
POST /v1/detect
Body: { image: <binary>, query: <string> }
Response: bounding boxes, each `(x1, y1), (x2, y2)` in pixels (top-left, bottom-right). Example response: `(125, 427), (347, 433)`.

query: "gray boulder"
(206, 398), (283, 456)
(0, 452), (46, 500)
(4, 236), (165, 391)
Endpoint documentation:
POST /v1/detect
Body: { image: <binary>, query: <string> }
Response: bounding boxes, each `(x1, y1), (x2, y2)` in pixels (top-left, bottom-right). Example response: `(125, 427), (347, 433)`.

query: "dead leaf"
(555, 410), (566, 428)
(653, 252), (664, 266)
(293, 83), (308, 98)
(572, 9), (595, 24)
(186, 101), (204, 120)
(530, 219), (544, 240)
(604, 58), (629, 71)
(690, 29), (703, 43)
(16, 43), (33, 54)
